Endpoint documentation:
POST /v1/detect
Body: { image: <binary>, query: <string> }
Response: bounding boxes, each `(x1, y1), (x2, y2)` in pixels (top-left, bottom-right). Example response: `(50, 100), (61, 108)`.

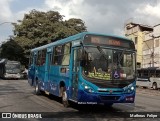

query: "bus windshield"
(82, 46), (136, 81)
(5, 64), (21, 73)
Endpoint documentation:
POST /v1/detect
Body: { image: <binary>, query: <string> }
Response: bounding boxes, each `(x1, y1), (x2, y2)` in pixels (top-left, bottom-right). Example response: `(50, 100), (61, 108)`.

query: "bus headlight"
(131, 86), (134, 91)
(123, 84), (135, 93)
(84, 85), (89, 89)
(81, 83), (95, 93)
(88, 88), (94, 93)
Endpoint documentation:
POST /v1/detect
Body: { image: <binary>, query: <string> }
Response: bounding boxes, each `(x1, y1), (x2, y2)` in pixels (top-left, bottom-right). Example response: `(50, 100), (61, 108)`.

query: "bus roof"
(31, 32), (133, 52)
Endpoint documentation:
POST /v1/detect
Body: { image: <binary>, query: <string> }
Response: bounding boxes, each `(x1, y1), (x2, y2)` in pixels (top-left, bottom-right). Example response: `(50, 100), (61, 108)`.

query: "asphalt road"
(0, 79), (160, 121)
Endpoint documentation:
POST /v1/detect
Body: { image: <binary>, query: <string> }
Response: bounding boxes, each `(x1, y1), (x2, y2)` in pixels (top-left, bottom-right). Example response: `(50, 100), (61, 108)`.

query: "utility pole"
(151, 35), (155, 67)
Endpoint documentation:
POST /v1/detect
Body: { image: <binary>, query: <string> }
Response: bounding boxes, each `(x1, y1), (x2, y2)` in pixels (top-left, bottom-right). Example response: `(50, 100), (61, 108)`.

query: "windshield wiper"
(97, 46), (108, 61)
(117, 49), (126, 65)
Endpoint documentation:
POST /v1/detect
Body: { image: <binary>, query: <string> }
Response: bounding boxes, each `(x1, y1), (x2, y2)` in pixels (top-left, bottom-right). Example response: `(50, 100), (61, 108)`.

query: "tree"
(12, 9), (87, 65)
(0, 38), (27, 65)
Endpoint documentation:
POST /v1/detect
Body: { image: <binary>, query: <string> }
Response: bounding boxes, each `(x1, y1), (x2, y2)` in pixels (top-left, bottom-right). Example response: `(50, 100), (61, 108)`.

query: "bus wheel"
(35, 81), (41, 95)
(153, 82), (157, 90)
(60, 87), (69, 107)
(104, 103), (113, 107)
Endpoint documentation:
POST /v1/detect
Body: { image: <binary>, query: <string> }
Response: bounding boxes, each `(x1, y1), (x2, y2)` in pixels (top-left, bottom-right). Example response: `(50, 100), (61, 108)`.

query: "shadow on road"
(40, 92), (118, 111)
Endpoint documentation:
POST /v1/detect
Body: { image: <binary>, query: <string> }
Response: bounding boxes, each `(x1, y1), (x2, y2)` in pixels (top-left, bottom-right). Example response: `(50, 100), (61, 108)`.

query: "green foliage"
(5, 9), (87, 66)
(0, 39), (27, 65)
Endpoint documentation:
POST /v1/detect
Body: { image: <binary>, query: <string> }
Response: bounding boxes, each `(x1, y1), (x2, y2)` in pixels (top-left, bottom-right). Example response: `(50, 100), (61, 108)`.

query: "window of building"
(137, 62), (141, 68)
(155, 39), (159, 47)
(135, 37), (137, 44)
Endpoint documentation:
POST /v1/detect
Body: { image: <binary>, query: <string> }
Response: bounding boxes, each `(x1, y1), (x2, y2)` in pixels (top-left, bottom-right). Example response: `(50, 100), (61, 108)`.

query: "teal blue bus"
(28, 32), (136, 107)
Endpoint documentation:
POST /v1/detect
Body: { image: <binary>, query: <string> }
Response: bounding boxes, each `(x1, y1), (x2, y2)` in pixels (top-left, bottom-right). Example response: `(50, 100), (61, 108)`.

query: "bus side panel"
(36, 65), (45, 82)
(28, 65), (34, 86)
(32, 65), (45, 89)
(48, 66), (70, 97)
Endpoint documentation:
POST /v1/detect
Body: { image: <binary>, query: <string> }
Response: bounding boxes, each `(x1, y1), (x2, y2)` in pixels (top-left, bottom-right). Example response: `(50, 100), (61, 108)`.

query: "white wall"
(143, 24), (160, 68)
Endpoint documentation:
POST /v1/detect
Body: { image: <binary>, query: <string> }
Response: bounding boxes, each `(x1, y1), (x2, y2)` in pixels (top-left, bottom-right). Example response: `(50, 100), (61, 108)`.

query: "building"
(124, 22), (153, 68)
(143, 24), (160, 68)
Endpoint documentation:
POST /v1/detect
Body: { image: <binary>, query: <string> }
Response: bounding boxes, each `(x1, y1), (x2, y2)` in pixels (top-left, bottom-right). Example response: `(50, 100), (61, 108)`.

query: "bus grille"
(100, 96), (120, 101)
(98, 90), (123, 93)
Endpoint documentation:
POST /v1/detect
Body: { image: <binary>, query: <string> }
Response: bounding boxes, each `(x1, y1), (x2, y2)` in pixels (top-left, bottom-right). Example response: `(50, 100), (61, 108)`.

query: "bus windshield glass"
(5, 63), (21, 73)
(82, 47), (136, 80)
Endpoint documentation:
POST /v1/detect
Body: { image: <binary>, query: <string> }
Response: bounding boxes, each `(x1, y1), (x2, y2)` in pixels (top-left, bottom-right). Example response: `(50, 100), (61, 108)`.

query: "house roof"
(126, 22), (153, 31)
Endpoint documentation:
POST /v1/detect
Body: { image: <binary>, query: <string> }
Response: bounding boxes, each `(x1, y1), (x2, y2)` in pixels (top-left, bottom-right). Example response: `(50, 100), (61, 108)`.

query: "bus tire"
(35, 80), (41, 95)
(31, 79), (34, 86)
(60, 87), (69, 107)
(104, 103), (113, 107)
(153, 82), (157, 90)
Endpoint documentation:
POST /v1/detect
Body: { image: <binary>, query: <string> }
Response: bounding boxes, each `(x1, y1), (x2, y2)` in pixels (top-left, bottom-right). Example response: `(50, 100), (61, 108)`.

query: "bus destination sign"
(83, 35), (133, 48)
(91, 36), (121, 46)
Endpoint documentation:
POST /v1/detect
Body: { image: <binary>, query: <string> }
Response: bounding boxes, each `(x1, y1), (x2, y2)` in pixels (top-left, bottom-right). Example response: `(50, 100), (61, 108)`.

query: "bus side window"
(52, 47), (56, 65)
(52, 46), (59, 65)
(29, 53), (33, 65)
(52, 45), (63, 65)
(156, 70), (160, 77)
(61, 43), (71, 65)
(36, 51), (41, 66)
(35, 49), (47, 66)
(41, 49), (46, 65)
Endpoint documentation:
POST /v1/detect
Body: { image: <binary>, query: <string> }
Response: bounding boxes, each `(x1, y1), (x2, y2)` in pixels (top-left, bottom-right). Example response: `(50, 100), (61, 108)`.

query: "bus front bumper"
(77, 89), (135, 104)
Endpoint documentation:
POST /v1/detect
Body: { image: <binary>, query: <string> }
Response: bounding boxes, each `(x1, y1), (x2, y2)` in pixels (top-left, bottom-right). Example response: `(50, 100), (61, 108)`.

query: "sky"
(0, 0), (160, 43)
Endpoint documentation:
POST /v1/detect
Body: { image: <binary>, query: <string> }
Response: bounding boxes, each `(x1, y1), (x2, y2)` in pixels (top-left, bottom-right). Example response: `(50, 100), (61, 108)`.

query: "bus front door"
(71, 48), (80, 101)
(28, 53), (36, 86)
